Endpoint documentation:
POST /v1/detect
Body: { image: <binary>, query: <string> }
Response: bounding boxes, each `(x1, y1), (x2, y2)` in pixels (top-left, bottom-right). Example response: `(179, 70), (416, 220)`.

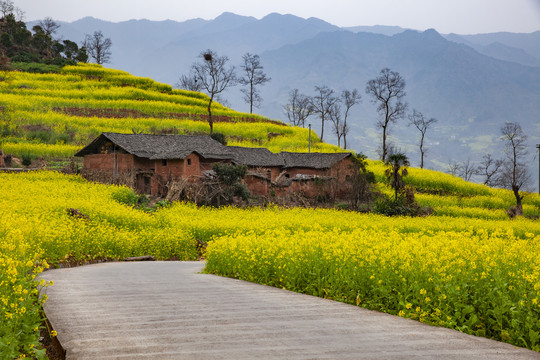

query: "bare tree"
(329, 102), (346, 148)
(39, 17), (60, 37)
(477, 153), (504, 187)
(498, 122), (531, 216)
(408, 109), (437, 169)
(365, 68), (407, 162)
(0, 0), (14, 17)
(311, 85), (338, 142)
(447, 160), (461, 177)
(0, 0), (23, 20)
(191, 50), (236, 134)
(457, 158), (478, 181)
(238, 53), (270, 114)
(341, 89), (361, 149)
(176, 74), (202, 92)
(83, 31), (112, 65)
(13, 6), (23, 21)
(283, 89), (313, 128)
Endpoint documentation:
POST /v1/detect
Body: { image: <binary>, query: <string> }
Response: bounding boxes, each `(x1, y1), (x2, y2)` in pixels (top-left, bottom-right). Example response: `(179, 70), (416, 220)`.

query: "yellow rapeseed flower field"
(2, 168), (540, 355)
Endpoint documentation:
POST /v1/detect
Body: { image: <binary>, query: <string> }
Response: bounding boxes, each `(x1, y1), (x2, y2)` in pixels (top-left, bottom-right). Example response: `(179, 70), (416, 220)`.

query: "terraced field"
(0, 63), (340, 160)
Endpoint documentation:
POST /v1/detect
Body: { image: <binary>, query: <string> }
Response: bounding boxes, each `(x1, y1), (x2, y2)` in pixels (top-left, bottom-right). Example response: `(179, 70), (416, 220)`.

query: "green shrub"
(213, 163), (247, 186)
(21, 154), (33, 167)
(10, 62), (63, 74)
(111, 187), (140, 207)
(210, 132), (227, 145)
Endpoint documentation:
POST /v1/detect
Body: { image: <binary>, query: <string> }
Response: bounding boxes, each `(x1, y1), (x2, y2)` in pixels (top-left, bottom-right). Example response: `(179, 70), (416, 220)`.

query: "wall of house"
(329, 158), (354, 198)
(183, 153), (201, 178)
(150, 154), (202, 195)
(269, 167), (281, 181)
(200, 158), (231, 171)
(133, 157), (154, 171)
(244, 175), (270, 196)
(275, 158), (355, 200)
(83, 153), (135, 172)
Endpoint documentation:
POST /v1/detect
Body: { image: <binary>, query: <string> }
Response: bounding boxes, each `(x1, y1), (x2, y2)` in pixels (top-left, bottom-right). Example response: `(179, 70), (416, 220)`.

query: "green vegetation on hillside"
(0, 63), (341, 161)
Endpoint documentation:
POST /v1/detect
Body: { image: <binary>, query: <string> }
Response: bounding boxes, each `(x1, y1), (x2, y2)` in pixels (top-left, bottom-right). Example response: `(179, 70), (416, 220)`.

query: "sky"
(15, 0), (540, 34)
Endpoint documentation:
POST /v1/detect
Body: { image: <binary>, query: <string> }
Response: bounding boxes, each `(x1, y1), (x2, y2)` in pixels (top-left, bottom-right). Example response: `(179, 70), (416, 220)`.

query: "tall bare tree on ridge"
(366, 68), (407, 162)
(191, 50), (236, 134)
(83, 30), (112, 65)
(498, 122), (531, 216)
(283, 89), (313, 128)
(239, 53), (270, 114)
(408, 109), (437, 169)
(311, 85), (338, 142)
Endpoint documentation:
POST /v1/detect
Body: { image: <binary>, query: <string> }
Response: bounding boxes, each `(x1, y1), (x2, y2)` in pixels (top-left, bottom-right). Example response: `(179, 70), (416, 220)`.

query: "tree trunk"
(381, 125), (387, 162)
(207, 98), (213, 134)
(250, 83), (254, 114)
(513, 185), (523, 216)
(320, 116), (324, 141)
(420, 133), (425, 169)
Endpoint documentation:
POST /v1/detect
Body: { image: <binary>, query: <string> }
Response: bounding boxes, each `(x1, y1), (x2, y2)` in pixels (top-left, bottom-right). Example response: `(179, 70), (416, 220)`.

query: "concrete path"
(40, 261), (539, 360)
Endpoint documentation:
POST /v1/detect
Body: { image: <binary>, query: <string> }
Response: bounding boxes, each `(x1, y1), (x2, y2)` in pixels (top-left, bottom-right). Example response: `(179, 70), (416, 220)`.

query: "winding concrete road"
(40, 261), (539, 359)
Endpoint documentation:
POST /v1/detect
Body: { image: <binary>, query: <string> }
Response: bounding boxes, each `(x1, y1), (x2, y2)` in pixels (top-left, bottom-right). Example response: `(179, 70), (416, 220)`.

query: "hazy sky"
(16, 0), (540, 34)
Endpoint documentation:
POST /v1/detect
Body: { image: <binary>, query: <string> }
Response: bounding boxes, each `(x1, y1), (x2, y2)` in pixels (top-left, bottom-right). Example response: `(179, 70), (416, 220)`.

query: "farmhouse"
(75, 132), (354, 199)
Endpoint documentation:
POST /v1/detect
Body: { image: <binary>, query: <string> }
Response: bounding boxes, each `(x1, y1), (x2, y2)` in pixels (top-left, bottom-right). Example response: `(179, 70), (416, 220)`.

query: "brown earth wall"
(200, 158), (231, 171)
(244, 175), (269, 196)
(83, 154), (135, 172)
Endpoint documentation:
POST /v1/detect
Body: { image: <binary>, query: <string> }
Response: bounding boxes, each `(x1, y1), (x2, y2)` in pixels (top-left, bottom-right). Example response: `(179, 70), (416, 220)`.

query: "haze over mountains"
(31, 13), (540, 188)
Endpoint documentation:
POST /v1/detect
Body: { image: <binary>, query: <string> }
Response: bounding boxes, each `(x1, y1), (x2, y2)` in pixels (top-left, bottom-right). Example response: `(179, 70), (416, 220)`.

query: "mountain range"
(29, 13), (540, 189)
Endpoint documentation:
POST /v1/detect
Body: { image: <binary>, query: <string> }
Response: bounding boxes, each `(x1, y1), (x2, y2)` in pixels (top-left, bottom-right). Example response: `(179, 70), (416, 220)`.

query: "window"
(162, 159), (167, 166)
(187, 158), (192, 165)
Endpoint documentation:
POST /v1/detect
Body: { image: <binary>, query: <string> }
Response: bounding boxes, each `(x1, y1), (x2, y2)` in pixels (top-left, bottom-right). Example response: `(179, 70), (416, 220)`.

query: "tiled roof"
(229, 146), (284, 167)
(75, 132), (233, 160)
(280, 152), (351, 169)
(76, 133), (352, 169)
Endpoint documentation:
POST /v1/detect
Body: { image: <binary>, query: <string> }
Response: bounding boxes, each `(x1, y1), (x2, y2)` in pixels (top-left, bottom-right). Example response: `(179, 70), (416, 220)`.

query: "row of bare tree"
(283, 68), (436, 167)
(283, 87), (361, 149)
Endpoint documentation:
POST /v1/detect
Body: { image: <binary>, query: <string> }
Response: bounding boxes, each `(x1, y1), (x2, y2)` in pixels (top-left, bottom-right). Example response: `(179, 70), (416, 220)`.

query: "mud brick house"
(75, 132), (233, 195)
(278, 152), (354, 198)
(228, 146), (285, 195)
(76, 132), (354, 199)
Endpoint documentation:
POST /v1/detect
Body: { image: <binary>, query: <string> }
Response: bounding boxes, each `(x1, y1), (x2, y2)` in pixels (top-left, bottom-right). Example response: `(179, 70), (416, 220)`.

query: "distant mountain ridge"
(26, 13), (540, 189)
